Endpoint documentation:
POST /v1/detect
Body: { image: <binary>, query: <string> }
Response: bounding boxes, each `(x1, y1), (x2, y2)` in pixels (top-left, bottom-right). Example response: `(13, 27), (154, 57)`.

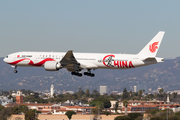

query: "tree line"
(0, 104), (40, 120)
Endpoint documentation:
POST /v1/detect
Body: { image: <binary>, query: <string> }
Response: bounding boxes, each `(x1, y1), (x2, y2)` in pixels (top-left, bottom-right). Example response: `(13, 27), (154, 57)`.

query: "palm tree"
(86, 89), (89, 97)
(143, 89), (145, 95)
(154, 93), (157, 99)
(129, 91), (132, 96)
(9, 89), (12, 95)
(159, 88), (163, 94)
(138, 90), (142, 100)
(79, 87), (82, 94)
(123, 100), (128, 115)
(1, 89), (3, 95)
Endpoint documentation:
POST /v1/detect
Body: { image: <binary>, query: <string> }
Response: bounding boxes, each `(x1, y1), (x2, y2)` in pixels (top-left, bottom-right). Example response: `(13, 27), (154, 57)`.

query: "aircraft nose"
(3, 56), (8, 63)
(3, 58), (7, 63)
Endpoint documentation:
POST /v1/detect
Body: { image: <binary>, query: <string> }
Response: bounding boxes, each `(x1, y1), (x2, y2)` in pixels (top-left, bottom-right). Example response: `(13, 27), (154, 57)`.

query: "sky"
(0, 1), (180, 58)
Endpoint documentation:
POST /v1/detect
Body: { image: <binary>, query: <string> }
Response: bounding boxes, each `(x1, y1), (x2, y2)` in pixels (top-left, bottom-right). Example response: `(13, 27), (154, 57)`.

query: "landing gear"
(71, 69), (95, 77)
(71, 71), (82, 77)
(84, 69), (95, 77)
(11, 66), (18, 73)
(14, 70), (18, 73)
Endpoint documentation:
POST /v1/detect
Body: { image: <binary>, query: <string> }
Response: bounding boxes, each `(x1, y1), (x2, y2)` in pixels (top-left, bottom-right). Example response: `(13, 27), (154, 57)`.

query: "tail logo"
(149, 42), (159, 53)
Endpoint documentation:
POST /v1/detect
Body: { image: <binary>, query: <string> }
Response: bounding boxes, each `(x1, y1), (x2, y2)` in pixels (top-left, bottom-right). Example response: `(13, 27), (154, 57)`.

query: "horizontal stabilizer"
(141, 57), (156, 62)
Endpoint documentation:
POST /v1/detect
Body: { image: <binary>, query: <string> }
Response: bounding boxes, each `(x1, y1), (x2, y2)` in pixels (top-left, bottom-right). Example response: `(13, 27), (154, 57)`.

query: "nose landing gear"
(11, 66), (18, 73)
(14, 70), (18, 73)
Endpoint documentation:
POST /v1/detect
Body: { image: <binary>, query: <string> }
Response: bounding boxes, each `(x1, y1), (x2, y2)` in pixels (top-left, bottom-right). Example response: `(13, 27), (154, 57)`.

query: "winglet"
(138, 31), (165, 57)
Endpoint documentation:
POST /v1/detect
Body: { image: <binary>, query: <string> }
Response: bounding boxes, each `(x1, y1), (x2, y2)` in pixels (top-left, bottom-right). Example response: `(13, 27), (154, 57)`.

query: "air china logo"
(149, 42), (159, 53)
(103, 55), (134, 68)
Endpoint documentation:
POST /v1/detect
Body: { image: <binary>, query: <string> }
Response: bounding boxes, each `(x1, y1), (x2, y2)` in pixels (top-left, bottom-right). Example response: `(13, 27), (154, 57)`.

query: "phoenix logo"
(149, 42), (159, 53)
(103, 55), (115, 67)
(103, 55), (134, 68)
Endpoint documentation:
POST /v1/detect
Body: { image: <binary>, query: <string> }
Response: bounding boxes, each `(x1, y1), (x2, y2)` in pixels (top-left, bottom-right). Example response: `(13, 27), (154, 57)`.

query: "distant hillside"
(0, 57), (180, 93)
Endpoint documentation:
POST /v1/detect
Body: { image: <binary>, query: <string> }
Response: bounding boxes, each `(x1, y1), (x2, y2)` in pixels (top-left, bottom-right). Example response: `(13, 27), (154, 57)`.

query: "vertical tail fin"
(138, 31), (165, 57)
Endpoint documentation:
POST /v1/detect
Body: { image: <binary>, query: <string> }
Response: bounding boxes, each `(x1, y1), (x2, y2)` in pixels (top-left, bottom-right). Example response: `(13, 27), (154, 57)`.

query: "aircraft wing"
(60, 50), (80, 71)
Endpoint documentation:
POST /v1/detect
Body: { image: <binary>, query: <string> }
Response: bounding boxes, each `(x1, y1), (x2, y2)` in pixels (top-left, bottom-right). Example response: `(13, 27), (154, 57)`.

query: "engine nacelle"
(44, 61), (62, 71)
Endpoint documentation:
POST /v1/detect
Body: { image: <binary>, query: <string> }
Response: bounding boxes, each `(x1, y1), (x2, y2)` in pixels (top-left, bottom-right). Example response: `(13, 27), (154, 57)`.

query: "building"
(167, 94), (170, 103)
(0, 96), (13, 106)
(100, 86), (107, 95)
(134, 86), (137, 93)
(111, 91), (118, 95)
(109, 100), (180, 114)
(16, 91), (23, 104)
(66, 91), (74, 94)
(5, 102), (93, 115)
(61, 100), (89, 107)
(174, 90), (180, 95)
(50, 84), (54, 98)
(5, 90), (94, 115)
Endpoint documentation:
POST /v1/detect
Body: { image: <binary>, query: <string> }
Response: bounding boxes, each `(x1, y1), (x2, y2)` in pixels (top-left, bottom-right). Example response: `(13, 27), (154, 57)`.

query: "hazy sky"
(0, 1), (180, 58)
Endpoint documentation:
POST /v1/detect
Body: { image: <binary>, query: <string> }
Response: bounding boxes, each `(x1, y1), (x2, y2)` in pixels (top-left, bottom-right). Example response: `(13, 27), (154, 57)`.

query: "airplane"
(3, 31), (165, 77)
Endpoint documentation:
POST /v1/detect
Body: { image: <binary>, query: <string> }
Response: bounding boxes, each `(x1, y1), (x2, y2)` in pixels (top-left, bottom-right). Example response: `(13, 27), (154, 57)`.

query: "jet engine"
(44, 61), (62, 71)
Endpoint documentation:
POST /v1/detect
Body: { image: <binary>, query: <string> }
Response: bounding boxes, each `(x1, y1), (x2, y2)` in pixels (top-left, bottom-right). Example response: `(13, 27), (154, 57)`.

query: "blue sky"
(0, 1), (180, 58)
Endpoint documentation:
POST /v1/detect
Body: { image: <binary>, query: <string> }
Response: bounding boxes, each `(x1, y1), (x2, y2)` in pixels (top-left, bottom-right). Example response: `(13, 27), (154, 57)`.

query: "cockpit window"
(5, 56), (8, 58)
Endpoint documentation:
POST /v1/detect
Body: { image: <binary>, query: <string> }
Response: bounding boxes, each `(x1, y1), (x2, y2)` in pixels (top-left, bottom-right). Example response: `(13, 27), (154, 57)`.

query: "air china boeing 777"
(4, 31), (165, 77)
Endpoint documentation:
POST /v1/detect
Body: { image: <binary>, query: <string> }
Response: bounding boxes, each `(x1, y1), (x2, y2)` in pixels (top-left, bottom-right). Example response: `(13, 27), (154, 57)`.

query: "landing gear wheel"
(71, 72), (75, 75)
(14, 70), (18, 73)
(71, 71), (82, 77)
(90, 73), (95, 77)
(84, 70), (95, 77)
(78, 73), (82, 77)
(75, 72), (79, 76)
(84, 72), (88, 75)
(87, 73), (91, 76)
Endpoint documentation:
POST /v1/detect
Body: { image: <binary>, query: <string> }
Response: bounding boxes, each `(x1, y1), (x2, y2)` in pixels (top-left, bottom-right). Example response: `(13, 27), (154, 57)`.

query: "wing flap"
(80, 62), (98, 69)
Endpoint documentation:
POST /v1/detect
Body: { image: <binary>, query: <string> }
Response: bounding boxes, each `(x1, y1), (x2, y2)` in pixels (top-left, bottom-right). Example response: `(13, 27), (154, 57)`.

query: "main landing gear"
(84, 72), (95, 77)
(71, 72), (82, 77)
(71, 69), (95, 77)
(84, 69), (95, 77)
(12, 66), (18, 73)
